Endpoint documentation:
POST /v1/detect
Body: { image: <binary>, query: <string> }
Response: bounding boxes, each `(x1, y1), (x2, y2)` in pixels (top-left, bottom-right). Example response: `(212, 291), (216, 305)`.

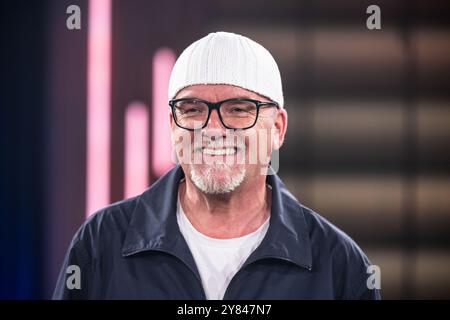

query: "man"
(54, 32), (381, 299)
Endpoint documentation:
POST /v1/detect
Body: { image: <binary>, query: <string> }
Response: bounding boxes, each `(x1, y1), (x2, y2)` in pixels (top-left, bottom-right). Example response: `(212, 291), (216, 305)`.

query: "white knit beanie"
(168, 31), (284, 108)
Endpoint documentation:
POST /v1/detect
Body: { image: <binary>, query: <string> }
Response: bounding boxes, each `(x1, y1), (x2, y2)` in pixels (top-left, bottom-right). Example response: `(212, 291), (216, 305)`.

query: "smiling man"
(54, 32), (381, 299)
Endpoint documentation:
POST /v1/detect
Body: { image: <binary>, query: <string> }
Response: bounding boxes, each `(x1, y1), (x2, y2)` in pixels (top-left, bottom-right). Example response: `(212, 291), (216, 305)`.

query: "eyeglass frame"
(169, 98), (280, 131)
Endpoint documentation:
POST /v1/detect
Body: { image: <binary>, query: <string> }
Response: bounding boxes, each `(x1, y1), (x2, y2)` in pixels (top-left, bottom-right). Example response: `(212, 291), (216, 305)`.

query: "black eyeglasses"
(169, 98), (279, 130)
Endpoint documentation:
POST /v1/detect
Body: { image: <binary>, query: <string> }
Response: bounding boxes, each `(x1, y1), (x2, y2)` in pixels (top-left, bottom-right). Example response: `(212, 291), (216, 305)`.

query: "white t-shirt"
(176, 197), (270, 300)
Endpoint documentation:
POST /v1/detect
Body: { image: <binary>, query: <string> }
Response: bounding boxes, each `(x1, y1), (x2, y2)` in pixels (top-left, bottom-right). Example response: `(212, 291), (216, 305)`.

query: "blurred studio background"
(1, 0), (450, 299)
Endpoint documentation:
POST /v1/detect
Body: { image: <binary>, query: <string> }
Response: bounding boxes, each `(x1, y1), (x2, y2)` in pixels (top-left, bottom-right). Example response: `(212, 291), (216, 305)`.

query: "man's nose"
(205, 109), (226, 130)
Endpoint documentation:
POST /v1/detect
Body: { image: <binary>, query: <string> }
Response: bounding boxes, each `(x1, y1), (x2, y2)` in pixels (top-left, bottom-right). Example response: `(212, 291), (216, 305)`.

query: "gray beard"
(189, 164), (246, 195)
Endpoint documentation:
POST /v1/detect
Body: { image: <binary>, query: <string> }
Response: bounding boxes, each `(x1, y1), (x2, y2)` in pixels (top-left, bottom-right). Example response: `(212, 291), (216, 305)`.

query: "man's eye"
(178, 106), (204, 115)
(184, 108), (202, 113)
(230, 106), (253, 113)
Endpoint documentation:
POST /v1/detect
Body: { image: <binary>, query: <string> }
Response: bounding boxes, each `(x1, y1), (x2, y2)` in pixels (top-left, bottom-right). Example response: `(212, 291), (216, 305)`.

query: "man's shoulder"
(68, 167), (181, 256)
(280, 188), (371, 267)
(302, 205), (369, 261)
(70, 195), (140, 251)
(280, 189), (378, 297)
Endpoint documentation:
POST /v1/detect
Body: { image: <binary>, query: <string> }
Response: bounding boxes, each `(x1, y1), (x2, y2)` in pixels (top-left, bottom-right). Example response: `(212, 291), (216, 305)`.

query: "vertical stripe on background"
(124, 102), (149, 198)
(86, 0), (112, 217)
(152, 48), (176, 177)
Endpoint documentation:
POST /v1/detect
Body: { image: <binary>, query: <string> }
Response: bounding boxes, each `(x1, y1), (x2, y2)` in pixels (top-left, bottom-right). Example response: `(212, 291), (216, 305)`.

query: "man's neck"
(179, 175), (271, 239)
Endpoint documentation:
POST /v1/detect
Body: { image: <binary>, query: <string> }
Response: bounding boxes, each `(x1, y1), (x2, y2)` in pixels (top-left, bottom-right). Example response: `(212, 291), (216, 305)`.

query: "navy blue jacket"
(53, 165), (381, 299)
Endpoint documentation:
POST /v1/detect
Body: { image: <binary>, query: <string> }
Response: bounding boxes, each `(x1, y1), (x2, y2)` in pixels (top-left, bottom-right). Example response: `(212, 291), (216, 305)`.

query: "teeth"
(202, 148), (236, 156)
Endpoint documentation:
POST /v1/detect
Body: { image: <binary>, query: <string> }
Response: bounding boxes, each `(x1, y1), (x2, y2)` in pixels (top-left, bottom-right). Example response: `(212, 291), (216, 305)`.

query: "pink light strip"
(86, 0), (111, 217)
(124, 102), (149, 198)
(152, 48), (176, 177)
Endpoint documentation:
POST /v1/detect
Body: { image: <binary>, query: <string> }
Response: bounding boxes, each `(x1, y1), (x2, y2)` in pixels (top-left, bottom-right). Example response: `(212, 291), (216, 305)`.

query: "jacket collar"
(122, 165), (312, 272)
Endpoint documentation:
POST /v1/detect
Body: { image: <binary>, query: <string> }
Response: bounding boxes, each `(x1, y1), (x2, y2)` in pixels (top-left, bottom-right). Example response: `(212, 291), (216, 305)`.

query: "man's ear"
(272, 109), (288, 150)
(168, 110), (174, 129)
